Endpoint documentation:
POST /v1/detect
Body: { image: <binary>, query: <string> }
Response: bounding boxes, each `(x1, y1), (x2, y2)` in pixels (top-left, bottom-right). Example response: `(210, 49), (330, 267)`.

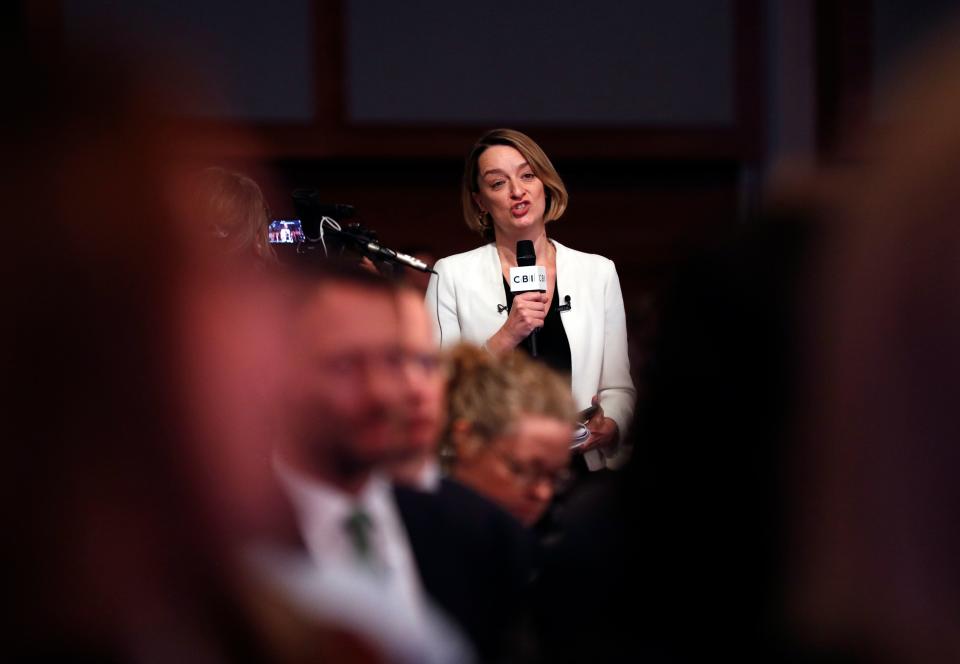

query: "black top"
(502, 277), (572, 377)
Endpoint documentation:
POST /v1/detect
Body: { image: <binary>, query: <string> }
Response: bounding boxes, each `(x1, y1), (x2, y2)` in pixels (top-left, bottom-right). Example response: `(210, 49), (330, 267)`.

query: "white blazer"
(425, 240), (636, 469)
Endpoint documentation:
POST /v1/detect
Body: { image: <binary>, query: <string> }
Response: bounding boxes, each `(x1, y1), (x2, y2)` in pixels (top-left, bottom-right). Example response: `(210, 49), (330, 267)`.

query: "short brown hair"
(461, 129), (569, 241)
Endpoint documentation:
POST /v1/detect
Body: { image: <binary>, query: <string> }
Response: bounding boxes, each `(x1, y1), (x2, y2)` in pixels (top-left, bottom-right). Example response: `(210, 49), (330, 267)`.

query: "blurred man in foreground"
(274, 263), (532, 661)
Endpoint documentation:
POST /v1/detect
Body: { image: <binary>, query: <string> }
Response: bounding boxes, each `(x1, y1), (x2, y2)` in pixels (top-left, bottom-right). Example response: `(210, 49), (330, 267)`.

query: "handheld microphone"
(510, 239), (546, 357)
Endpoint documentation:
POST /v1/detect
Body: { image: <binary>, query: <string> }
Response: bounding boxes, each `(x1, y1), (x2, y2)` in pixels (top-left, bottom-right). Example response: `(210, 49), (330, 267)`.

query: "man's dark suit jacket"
(393, 478), (534, 662)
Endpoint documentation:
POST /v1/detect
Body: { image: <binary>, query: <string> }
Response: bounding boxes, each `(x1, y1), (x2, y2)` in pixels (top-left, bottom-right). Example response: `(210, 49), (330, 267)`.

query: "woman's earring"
(477, 210), (488, 227)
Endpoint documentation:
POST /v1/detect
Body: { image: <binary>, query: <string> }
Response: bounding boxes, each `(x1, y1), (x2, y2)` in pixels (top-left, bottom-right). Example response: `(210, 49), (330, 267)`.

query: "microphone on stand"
(290, 189), (436, 273)
(510, 240), (546, 357)
(349, 233), (437, 273)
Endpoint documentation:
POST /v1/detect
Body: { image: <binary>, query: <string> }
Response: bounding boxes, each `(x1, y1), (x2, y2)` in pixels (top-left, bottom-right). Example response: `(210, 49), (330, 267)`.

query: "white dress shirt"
(412, 458), (442, 493)
(274, 457), (429, 623)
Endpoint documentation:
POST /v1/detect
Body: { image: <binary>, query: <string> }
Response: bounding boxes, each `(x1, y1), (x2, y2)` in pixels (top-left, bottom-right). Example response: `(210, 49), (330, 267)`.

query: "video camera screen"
(268, 219), (304, 244)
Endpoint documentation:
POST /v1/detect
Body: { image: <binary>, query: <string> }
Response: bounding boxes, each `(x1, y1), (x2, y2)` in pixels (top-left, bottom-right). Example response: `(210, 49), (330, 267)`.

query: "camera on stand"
(268, 188), (433, 276)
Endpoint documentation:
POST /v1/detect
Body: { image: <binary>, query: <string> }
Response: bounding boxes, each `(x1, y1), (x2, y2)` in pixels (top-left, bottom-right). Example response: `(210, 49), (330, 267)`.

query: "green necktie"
(342, 506), (374, 562)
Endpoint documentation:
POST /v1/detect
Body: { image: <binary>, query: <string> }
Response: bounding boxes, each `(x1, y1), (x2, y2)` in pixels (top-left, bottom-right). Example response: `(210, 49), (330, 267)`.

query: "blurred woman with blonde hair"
(442, 344), (575, 527)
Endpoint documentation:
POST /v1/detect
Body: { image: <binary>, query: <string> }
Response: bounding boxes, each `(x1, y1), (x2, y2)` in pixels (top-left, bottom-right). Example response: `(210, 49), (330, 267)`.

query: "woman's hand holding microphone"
(484, 291), (548, 356)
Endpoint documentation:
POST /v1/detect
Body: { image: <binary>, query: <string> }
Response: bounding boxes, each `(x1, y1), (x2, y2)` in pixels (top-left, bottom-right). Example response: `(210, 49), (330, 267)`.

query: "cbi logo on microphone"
(509, 265), (547, 293)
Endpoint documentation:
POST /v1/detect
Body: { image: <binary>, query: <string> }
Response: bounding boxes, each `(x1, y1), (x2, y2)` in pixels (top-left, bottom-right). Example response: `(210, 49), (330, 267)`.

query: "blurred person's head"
(3, 43), (296, 655)
(388, 286), (446, 487)
(280, 261), (408, 494)
(190, 166), (277, 265)
(796, 27), (960, 663)
(442, 345), (574, 525)
(462, 128), (568, 242)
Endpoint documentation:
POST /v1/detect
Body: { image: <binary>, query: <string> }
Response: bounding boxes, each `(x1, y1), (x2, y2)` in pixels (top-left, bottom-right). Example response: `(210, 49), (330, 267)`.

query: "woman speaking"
(426, 129), (635, 470)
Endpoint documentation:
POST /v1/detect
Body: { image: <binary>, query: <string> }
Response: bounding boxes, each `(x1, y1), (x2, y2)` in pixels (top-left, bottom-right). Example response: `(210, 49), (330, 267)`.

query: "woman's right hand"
(485, 291), (548, 355)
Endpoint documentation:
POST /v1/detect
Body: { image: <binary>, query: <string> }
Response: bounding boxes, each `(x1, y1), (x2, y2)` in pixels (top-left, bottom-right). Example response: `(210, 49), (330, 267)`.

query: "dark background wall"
(21, 0), (960, 329)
